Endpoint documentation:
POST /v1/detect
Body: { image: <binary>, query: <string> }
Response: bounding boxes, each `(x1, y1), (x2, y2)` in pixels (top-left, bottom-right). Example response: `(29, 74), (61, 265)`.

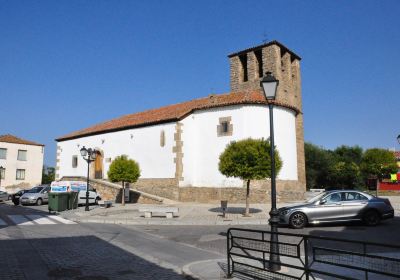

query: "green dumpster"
(68, 191), (79, 210)
(48, 192), (69, 212)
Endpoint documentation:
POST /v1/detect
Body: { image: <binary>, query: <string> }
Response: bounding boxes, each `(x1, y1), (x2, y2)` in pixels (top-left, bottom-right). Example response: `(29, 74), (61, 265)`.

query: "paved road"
(2, 200), (400, 280)
(0, 202), (198, 280)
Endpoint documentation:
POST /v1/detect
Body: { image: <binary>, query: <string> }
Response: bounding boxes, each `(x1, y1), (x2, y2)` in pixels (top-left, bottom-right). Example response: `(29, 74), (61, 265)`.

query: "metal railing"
(227, 228), (400, 280)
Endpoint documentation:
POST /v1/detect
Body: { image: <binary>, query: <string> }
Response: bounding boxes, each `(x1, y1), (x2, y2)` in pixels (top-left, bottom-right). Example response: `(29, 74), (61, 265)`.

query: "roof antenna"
(262, 30), (269, 44)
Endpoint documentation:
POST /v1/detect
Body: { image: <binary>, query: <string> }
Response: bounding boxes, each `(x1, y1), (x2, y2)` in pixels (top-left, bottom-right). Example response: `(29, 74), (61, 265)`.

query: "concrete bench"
(139, 206), (179, 218)
(98, 200), (112, 208)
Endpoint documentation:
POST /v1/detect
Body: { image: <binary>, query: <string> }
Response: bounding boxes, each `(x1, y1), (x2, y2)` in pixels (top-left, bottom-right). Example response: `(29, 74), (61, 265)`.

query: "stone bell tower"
(228, 40), (306, 192)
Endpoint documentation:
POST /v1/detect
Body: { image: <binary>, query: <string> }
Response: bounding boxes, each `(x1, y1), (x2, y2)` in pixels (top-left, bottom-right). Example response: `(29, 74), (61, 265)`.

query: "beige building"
(0, 134), (44, 192)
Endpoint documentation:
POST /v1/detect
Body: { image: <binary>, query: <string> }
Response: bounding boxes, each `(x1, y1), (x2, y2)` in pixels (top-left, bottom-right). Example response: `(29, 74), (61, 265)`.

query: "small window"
(255, 50), (263, 78)
(72, 155), (78, 168)
(160, 130), (165, 147)
(0, 148), (7, 159)
(217, 117), (233, 137)
(0, 168), (5, 179)
(16, 169), (25, 180)
(221, 122), (229, 133)
(239, 54), (248, 82)
(17, 150), (27, 161)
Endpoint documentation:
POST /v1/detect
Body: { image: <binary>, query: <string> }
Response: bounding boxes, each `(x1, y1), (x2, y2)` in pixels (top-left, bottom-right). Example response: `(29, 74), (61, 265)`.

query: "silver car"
(0, 191), (9, 201)
(20, 186), (50, 206)
(279, 190), (394, 229)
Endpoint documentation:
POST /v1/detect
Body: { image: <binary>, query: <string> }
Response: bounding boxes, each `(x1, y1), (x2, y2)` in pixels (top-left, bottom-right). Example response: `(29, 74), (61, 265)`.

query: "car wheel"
(363, 210), (381, 226)
(36, 198), (43, 206)
(289, 212), (308, 229)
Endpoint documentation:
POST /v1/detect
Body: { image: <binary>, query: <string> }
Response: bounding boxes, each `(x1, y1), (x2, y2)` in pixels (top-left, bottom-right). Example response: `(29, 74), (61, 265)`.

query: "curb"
(60, 216), (269, 226)
(182, 259), (227, 280)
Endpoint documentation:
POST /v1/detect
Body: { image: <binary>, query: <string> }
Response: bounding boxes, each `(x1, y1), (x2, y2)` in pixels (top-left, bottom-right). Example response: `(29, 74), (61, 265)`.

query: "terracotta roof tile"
(0, 134), (44, 146)
(56, 90), (300, 141)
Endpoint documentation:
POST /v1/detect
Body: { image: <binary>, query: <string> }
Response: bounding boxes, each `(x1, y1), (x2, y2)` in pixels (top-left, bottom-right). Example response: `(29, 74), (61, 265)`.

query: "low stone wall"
(134, 179), (306, 203)
(60, 177), (162, 204)
(4, 183), (31, 194)
(133, 178), (179, 201)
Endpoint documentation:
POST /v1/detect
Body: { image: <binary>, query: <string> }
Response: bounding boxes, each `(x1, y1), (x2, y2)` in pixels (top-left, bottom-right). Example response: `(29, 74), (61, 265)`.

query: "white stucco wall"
(0, 142), (44, 190)
(57, 123), (176, 179)
(180, 104), (298, 188)
(57, 104), (298, 188)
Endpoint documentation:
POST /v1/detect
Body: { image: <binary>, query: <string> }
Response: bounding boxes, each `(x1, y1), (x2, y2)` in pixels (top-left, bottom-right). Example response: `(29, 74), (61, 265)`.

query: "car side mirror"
(320, 199), (327, 205)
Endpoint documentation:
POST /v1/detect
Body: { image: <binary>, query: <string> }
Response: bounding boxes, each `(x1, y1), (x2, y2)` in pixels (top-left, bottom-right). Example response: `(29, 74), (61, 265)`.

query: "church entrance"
(94, 151), (103, 179)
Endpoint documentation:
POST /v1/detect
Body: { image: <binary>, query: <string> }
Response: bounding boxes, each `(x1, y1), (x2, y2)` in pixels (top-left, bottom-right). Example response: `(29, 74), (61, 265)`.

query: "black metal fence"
(227, 228), (400, 280)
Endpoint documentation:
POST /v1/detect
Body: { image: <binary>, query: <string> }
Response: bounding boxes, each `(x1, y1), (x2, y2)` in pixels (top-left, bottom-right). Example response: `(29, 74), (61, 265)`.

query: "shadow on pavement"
(208, 207), (262, 214)
(0, 234), (190, 280)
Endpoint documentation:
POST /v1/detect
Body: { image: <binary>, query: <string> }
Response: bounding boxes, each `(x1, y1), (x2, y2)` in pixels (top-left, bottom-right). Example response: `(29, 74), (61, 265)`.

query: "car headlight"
(280, 210), (289, 216)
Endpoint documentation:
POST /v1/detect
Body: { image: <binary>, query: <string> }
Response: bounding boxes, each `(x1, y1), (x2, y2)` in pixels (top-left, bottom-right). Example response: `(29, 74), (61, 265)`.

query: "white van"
(50, 181), (101, 205)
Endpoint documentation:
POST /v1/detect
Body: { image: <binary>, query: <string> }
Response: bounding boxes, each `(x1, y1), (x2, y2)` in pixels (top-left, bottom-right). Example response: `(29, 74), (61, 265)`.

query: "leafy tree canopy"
(219, 138), (282, 180)
(360, 148), (397, 180)
(107, 155), (140, 183)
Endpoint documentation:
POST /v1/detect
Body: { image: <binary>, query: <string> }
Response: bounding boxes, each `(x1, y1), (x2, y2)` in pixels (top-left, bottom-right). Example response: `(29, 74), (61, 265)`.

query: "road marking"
(8, 215), (34, 225)
(0, 218), (6, 226)
(26, 215), (56, 225)
(47, 215), (76, 224)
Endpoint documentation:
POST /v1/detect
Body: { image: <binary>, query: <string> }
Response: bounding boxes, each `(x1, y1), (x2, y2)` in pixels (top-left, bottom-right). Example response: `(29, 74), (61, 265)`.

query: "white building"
(56, 41), (306, 202)
(0, 134), (44, 191)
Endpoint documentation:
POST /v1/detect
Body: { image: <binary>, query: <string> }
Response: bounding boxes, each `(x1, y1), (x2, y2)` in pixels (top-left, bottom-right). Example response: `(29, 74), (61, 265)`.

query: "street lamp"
(0, 166), (4, 190)
(80, 146), (97, 211)
(260, 71), (281, 271)
(397, 134), (400, 145)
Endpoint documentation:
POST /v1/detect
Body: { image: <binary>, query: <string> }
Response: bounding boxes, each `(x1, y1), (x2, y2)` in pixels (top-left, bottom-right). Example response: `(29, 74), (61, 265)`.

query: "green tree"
(219, 138), (282, 216)
(107, 155), (140, 206)
(304, 143), (333, 189)
(333, 145), (363, 165)
(327, 145), (364, 189)
(328, 161), (361, 189)
(360, 148), (397, 182)
(42, 166), (55, 184)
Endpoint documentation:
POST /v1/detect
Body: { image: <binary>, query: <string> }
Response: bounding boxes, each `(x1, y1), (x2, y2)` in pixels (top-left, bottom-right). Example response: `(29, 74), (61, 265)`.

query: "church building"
(55, 41), (306, 202)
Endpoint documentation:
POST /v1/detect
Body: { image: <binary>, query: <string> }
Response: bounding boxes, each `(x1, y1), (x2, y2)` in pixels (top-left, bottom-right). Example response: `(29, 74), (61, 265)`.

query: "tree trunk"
(244, 179), (250, 217)
(122, 181), (125, 206)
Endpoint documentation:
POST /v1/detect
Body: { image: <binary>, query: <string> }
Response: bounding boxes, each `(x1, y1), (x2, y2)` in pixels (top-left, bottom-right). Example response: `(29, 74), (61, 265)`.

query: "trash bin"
(68, 191), (79, 210)
(48, 192), (69, 212)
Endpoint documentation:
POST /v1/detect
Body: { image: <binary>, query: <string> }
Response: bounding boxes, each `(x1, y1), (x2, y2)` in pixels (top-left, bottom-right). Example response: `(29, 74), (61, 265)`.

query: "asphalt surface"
(1, 200), (400, 279)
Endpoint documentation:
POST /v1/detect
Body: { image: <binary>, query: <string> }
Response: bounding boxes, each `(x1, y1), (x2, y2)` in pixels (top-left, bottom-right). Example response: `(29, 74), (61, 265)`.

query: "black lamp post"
(80, 146), (97, 211)
(260, 71), (281, 271)
(397, 134), (400, 145)
(0, 166), (4, 190)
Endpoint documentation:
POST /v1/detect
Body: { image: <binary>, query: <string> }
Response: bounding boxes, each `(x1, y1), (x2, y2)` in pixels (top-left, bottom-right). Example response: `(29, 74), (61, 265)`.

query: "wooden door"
(94, 152), (103, 179)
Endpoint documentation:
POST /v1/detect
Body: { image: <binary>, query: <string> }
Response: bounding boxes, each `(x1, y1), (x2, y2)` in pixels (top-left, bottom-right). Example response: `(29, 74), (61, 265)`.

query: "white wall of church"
(180, 104), (298, 188)
(57, 123), (176, 179)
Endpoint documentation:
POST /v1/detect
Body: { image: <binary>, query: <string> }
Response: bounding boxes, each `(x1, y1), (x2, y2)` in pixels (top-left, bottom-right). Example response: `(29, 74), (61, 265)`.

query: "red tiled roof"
(56, 90), (300, 142)
(0, 134), (44, 146)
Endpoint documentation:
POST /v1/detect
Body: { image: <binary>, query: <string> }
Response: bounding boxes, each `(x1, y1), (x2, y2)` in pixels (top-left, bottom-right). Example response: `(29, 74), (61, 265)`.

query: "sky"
(0, 0), (399, 166)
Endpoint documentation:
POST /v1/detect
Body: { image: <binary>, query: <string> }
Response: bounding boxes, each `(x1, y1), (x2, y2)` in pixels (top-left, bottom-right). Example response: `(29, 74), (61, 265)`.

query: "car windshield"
(27, 187), (43, 193)
(306, 192), (326, 203)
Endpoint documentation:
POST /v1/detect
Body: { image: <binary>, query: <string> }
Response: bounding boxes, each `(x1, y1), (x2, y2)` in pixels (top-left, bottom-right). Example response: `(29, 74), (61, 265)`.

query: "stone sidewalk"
(59, 195), (400, 226)
(59, 202), (296, 226)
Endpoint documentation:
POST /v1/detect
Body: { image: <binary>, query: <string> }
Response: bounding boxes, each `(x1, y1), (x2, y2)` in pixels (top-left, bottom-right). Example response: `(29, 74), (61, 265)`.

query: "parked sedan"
(279, 190), (394, 229)
(0, 191), (8, 202)
(20, 186), (51, 206)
